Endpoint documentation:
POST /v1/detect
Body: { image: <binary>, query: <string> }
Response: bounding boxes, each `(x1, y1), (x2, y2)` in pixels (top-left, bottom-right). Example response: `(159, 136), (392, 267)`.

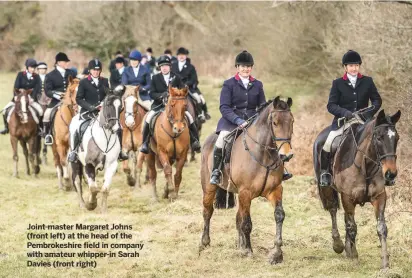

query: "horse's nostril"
(385, 170), (397, 180)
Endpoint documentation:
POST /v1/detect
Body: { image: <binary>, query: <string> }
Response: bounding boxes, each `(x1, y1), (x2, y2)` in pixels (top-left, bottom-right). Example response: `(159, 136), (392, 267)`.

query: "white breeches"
(323, 117), (365, 152)
(3, 100), (43, 117)
(215, 131), (230, 148)
(191, 92), (205, 105)
(43, 108), (53, 122)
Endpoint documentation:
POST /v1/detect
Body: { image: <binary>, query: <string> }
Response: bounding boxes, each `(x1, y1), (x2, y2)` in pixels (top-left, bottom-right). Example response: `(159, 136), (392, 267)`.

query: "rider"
(319, 50), (382, 187)
(36, 62), (51, 121)
(67, 59), (128, 162)
(146, 47), (156, 72)
(110, 56), (125, 88)
(42, 52), (76, 145)
(209, 51), (293, 185)
(121, 50), (152, 110)
(0, 58), (43, 134)
(139, 55), (201, 154)
(171, 47), (211, 122)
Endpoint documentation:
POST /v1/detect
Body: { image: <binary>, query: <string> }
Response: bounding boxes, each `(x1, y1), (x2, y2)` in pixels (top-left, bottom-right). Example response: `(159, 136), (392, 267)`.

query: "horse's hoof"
(268, 248), (283, 264)
(240, 249), (253, 258)
(333, 238), (344, 254)
(34, 166), (40, 175)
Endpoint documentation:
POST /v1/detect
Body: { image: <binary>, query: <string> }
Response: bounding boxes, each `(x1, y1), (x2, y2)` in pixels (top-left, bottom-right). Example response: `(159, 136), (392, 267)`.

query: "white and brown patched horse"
(70, 90), (123, 213)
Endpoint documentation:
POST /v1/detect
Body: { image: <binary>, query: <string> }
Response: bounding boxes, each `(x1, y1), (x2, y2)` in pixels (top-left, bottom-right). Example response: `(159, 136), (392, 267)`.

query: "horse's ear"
(168, 84), (174, 95)
(376, 109), (385, 125)
(14, 88), (19, 95)
(27, 89), (33, 95)
(68, 75), (73, 84)
(390, 110), (401, 124)
(134, 85), (140, 95)
(273, 96), (280, 107)
(183, 85), (189, 96)
(287, 97), (293, 108)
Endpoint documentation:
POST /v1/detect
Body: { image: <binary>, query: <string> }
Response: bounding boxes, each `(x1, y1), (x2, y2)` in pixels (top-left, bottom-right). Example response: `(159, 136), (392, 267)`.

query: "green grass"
(0, 73), (410, 278)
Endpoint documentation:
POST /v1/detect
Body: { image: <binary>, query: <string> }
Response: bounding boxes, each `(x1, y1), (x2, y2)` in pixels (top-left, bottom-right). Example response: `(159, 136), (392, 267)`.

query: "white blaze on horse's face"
(112, 99), (121, 132)
(125, 96), (137, 127)
(388, 129), (395, 139)
(20, 95), (28, 123)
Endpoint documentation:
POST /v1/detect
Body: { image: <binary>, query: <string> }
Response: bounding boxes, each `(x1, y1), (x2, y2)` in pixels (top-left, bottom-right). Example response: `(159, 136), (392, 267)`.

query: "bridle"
(123, 94), (140, 129)
(164, 95), (188, 136)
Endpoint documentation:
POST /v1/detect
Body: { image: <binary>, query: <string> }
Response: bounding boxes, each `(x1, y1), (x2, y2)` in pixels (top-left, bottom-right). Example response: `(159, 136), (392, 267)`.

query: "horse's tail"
(214, 187), (235, 209)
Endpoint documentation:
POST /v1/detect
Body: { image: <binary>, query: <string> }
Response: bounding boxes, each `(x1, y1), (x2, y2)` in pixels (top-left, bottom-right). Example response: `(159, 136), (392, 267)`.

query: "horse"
(187, 96), (202, 162)
(71, 90), (123, 213)
(9, 89), (41, 178)
(37, 85), (52, 165)
(120, 85), (148, 187)
(51, 76), (80, 190)
(145, 84), (190, 200)
(199, 97), (294, 264)
(313, 109), (401, 269)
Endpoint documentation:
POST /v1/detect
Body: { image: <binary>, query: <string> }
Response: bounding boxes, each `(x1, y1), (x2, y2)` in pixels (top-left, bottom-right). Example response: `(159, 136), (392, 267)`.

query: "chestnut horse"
(120, 85), (148, 187)
(51, 76), (79, 190)
(199, 97), (294, 264)
(313, 109), (401, 269)
(146, 85), (190, 200)
(9, 89), (41, 177)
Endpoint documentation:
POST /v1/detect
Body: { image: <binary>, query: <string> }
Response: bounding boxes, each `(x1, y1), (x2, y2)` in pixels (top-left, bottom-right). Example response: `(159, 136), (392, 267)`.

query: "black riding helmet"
(157, 55), (172, 66)
(342, 50), (362, 65)
(235, 50), (254, 67)
(176, 47), (189, 56)
(25, 58), (37, 68)
(88, 59), (102, 70)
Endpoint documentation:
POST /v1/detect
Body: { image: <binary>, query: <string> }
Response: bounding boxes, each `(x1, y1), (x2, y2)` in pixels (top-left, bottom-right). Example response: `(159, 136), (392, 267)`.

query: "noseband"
(166, 96), (187, 131)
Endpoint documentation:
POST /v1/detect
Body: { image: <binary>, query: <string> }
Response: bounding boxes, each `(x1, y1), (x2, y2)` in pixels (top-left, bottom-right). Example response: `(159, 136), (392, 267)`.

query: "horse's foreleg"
(52, 144), (63, 190)
(342, 194), (358, 260)
(330, 207), (344, 254)
(136, 152), (145, 188)
(145, 152), (158, 201)
(267, 184), (285, 264)
(372, 191), (389, 269)
(71, 161), (85, 209)
(42, 142), (48, 166)
(236, 190), (253, 257)
(173, 156), (187, 199)
(101, 161), (118, 213)
(57, 143), (70, 190)
(11, 136), (19, 178)
(158, 152), (173, 199)
(84, 164), (98, 211)
(20, 140), (32, 176)
(199, 183), (216, 253)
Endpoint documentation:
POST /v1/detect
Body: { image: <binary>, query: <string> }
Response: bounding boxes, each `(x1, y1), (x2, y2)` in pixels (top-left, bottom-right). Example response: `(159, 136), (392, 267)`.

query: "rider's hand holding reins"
(52, 91), (65, 100)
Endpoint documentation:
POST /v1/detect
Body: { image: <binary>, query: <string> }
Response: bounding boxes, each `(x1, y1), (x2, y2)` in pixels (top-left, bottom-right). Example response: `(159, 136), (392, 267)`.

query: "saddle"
(78, 119), (93, 152)
(148, 110), (163, 134)
(222, 121), (254, 164)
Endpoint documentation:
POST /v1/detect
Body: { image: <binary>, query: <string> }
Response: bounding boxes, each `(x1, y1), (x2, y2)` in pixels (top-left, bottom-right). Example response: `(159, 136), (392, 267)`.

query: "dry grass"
(0, 73), (411, 277)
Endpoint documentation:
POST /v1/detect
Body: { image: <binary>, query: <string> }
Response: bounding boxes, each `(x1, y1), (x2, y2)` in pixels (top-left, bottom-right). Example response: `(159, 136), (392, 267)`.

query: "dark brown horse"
(313, 109), (401, 269)
(199, 97), (294, 264)
(146, 85), (190, 200)
(9, 89), (41, 177)
(187, 96), (202, 162)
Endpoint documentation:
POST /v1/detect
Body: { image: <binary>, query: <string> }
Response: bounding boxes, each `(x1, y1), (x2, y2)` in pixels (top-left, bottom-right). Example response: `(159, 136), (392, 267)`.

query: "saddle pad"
(149, 110), (163, 134)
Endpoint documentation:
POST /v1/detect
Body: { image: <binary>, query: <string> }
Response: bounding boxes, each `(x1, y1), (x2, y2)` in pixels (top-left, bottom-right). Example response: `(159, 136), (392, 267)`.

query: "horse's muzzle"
(280, 153), (294, 162)
(384, 170), (397, 186)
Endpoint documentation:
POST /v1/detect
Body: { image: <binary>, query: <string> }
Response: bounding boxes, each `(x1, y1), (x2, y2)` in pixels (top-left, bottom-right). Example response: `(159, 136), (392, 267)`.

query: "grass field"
(0, 72), (410, 278)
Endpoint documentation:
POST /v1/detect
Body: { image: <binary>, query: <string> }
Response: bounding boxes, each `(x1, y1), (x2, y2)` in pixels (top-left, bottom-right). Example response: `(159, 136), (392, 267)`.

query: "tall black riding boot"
(189, 122), (201, 153)
(117, 129), (129, 161)
(210, 147), (223, 185)
(0, 114), (9, 135)
(44, 122), (53, 145)
(68, 131), (80, 163)
(320, 150), (332, 187)
(139, 122), (150, 154)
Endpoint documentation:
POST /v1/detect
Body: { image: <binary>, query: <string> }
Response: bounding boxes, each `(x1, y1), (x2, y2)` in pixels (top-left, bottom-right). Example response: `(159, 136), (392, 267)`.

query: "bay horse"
(71, 90), (123, 213)
(9, 89), (41, 177)
(199, 97), (294, 264)
(120, 85), (148, 187)
(51, 76), (79, 190)
(313, 109), (401, 269)
(37, 85), (52, 165)
(145, 84), (190, 200)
